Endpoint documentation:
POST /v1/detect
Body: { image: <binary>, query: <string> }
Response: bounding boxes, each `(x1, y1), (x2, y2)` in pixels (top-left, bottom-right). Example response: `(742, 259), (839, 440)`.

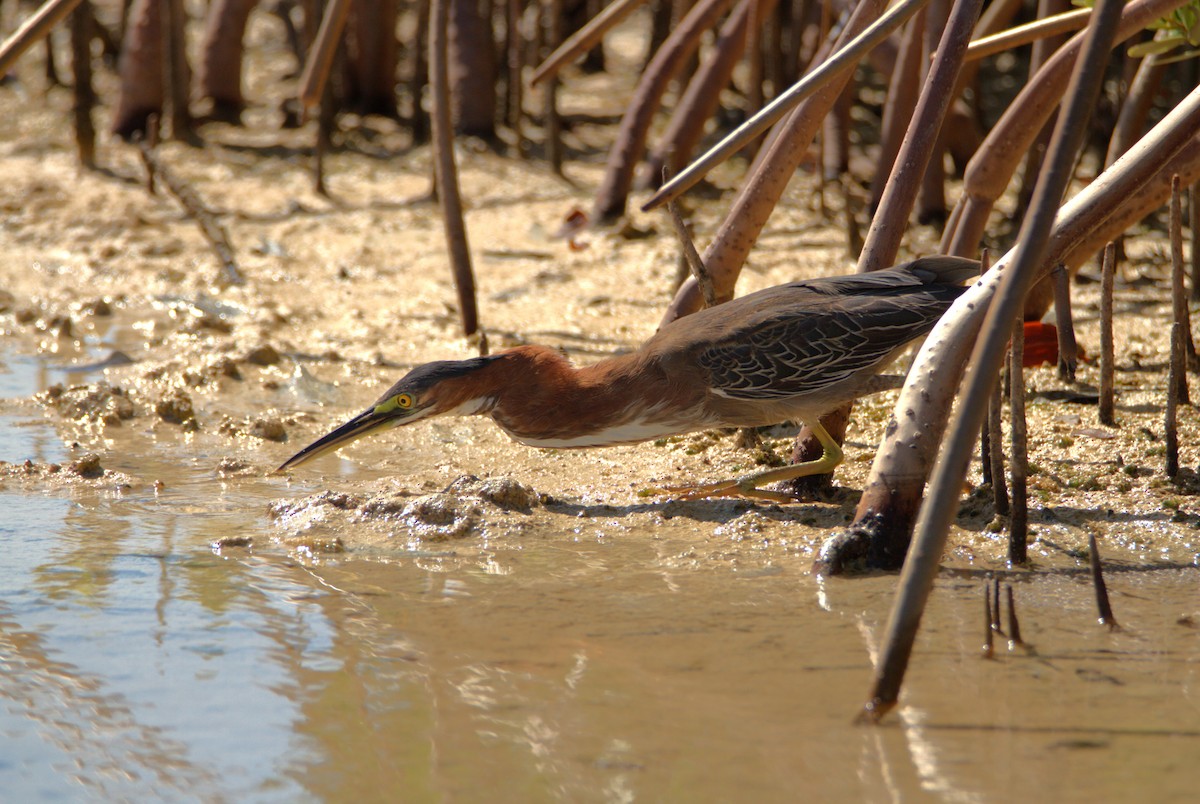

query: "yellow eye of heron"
(375, 393), (415, 415)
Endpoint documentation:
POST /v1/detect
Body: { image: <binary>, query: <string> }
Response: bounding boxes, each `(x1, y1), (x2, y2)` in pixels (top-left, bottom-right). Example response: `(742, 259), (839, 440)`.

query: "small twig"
(664, 168), (716, 308)
(504, 0), (524, 150)
(982, 582), (995, 659)
(301, 0), (347, 196)
(1178, 202), (1199, 379)
(430, 0), (479, 336)
(991, 576), (1002, 632)
(980, 252), (992, 486)
(297, 0), (352, 114)
(0, 0), (84, 77)
(164, 0), (192, 141)
(1166, 324), (1185, 480)
(542, 0), (564, 175)
(136, 136), (245, 286)
(1169, 174), (1191, 389)
(987, 380), (1009, 516)
(981, 395), (993, 486)
(136, 115), (160, 194)
(44, 30), (60, 85)
(1009, 315), (1028, 565)
(1088, 531), (1118, 630)
(1099, 242), (1117, 425)
(1005, 584), (1024, 647)
(980, 253), (1010, 515)
(964, 7), (1092, 63)
(314, 82), (338, 197)
(1052, 264), (1078, 382)
(1167, 176), (1186, 476)
(408, 0), (432, 143)
(69, 0), (95, 168)
(529, 0), (648, 86)
(1190, 183), (1200, 303)
(314, 126), (328, 196)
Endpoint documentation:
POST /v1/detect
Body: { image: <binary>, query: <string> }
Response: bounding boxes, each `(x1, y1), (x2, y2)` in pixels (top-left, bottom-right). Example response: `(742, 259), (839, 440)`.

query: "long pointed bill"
(277, 407), (396, 472)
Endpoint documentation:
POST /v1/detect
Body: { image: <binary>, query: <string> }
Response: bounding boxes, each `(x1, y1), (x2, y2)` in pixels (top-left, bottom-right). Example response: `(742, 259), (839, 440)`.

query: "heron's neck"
(476, 345), (687, 447)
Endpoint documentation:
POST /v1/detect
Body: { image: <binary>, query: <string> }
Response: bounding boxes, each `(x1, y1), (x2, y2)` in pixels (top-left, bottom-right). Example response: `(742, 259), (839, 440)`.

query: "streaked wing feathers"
(700, 300), (943, 400)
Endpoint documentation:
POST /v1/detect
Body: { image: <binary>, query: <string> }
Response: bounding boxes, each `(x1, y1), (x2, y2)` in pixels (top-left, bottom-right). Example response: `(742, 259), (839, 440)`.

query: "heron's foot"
(646, 422), (845, 504)
(649, 476), (798, 504)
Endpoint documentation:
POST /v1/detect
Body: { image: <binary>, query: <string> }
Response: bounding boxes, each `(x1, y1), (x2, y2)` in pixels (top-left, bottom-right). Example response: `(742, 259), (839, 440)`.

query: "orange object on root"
(1021, 321), (1088, 367)
(1022, 321), (1059, 367)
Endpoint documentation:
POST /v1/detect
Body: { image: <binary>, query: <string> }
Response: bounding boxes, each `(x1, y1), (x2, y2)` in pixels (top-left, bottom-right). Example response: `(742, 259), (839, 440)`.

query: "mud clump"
(366, 475), (543, 539)
(212, 534), (253, 550)
(397, 494), (482, 541)
(0, 455), (132, 487)
(446, 475), (539, 512)
(77, 297), (114, 317)
(358, 488), (483, 541)
(155, 389), (198, 429)
(39, 382), (136, 425)
(358, 490), (414, 518)
(273, 485), (488, 542)
(184, 356), (242, 386)
(215, 457), (255, 476)
(38, 314), (73, 338)
(270, 474), (543, 546)
(248, 416), (287, 442)
(245, 344), (282, 366)
(67, 452), (104, 478)
(268, 491), (365, 549)
(271, 490), (364, 520)
(219, 414), (289, 442)
(213, 356), (242, 379)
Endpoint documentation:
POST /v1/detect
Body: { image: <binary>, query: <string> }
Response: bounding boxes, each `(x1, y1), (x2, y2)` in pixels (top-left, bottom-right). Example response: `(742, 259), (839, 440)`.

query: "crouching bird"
(279, 256), (978, 501)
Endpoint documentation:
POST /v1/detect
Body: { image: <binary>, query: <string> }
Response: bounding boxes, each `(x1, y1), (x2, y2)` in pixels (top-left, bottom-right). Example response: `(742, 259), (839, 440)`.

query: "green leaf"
(1128, 36), (1185, 57)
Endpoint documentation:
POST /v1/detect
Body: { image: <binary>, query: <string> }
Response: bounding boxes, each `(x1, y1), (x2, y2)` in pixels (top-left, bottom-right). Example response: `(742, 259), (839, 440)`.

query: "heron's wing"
(796, 256), (979, 296)
(699, 298), (947, 401)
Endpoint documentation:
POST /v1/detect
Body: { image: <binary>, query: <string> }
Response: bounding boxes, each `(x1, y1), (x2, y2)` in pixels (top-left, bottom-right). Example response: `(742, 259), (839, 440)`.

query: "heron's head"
(278, 355), (505, 471)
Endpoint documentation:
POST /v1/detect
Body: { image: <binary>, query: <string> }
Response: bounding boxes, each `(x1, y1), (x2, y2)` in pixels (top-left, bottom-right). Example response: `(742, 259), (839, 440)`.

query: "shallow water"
(1, 351), (1198, 801)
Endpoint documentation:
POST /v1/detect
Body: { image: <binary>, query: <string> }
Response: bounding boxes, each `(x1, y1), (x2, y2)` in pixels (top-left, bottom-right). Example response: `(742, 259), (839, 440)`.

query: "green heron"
(280, 256), (978, 501)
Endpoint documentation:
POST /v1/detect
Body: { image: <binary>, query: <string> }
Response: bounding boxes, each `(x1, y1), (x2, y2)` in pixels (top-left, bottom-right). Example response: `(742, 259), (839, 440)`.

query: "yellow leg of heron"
(652, 421), (844, 503)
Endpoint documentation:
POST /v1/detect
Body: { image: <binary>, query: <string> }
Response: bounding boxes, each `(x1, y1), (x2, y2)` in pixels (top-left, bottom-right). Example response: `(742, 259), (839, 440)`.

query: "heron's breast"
(493, 403), (714, 449)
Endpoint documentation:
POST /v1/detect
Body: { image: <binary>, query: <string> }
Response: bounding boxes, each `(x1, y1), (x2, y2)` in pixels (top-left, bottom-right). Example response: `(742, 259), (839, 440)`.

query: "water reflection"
(2, 471), (1199, 800)
(0, 486), (333, 799)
